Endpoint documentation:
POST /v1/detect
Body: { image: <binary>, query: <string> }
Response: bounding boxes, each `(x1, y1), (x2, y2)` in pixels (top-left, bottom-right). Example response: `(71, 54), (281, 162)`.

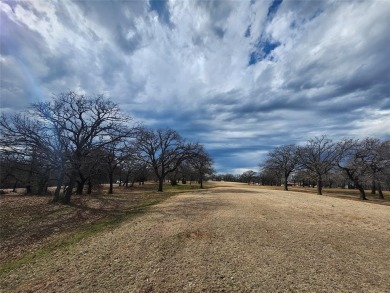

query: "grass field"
(1, 182), (389, 292)
(0, 183), (206, 266)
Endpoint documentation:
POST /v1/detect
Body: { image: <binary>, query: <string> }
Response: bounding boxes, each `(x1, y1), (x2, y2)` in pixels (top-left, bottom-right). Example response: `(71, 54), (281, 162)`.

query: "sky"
(1, 0), (390, 174)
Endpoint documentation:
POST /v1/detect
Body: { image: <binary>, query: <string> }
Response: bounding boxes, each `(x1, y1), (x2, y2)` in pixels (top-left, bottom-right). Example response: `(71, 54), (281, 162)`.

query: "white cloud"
(1, 0), (389, 172)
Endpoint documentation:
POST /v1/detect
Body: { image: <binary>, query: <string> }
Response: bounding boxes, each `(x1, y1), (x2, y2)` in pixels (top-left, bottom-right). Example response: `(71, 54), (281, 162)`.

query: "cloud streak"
(1, 0), (389, 173)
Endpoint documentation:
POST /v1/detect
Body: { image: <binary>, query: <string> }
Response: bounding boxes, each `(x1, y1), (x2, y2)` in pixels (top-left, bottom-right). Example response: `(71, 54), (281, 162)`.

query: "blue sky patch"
(267, 0), (283, 19)
(248, 38), (280, 65)
(149, 0), (171, 25)
(244, 25), (251, 38)
(262, 40), (280, 55)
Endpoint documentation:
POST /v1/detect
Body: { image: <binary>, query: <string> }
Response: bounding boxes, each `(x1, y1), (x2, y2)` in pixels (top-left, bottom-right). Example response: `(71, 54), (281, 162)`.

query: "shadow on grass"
(284, 186), (390, 205)
(0, 183), (208, 275)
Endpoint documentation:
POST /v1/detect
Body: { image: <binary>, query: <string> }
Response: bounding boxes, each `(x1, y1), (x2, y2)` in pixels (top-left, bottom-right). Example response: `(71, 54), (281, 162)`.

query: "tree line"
(214, 136), (389, 200)
(260, 136), (390, 200)
(0, 92), (214, 203)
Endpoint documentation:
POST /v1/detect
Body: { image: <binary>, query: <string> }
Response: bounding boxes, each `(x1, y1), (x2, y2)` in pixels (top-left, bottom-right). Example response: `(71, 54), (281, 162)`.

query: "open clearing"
(1, 183), (390, 292)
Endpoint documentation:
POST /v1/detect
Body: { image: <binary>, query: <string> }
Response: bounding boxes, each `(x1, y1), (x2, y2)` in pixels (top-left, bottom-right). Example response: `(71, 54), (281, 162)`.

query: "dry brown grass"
(1, 182), (390, 292)
(0, 184), (178, 264)
(240, 183), (390, 204)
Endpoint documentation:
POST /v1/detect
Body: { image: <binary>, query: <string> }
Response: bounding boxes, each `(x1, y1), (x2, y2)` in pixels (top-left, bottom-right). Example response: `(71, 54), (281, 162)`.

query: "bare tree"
(1, 91), (132, 203)
(43, 92), (132, 203)
(120, 160), (149, 187)
(377, 140), (390, 195)
(336, 138), (370, 200)
(264, 144), (298, 191)
(363, 138), (390, 199)
(175, 162), (195, 185)
(101, 137), (135, 194)
(337, 138), (390, 200)
(296, 136), (338, 195)
(240, 170), (257, 185)
(259, 164), (282, 186)
(0, 112), (65, 196)
(135, 128), (200, 192)
(188, 146), (214, 188)
(221, 173), (239, 182)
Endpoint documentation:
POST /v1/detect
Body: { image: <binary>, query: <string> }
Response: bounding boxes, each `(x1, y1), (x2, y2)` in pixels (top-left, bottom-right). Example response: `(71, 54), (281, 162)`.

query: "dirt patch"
(1, 184), (390, 292)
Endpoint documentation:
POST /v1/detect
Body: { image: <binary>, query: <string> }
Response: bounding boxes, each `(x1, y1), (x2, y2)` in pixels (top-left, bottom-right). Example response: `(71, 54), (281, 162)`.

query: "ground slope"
(1, 185), (389, 292)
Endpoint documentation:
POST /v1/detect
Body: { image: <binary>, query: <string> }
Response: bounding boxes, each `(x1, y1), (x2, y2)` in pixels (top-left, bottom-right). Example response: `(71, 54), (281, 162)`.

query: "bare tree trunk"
(53, 170), (65, 202)
(371, 180), (376, 194)
(64, 170), (77, 204)
(26, 167), (33, 195)
(26, 184), (32, 194)
(284, 176), (288, 191)
(356, 182), (367, 200)
(378, 182), (384, 199)
(130, 178), (135, 187)
(158, 177), (164, 192)
(108, 171), (114, 194)
(317, 175), (323, 195)
(87, 180), (93, 194)
(76, 171), (87, 195)
(76, 180), (85, 195)
(341, 168), (366, 200)
(12, 180), (18, 192)
(199, 174), (204, 189)
(36, 177), (48, 195)
(123, 170), (130, 187)
(170, 178), (177, 186)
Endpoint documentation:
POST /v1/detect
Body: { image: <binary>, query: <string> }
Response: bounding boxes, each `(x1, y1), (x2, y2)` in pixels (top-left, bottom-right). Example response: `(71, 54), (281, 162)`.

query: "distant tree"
(240, 170), (257, 184)
(296, 136), (339, 195)
(176, 162), (195, 184)
(258, 165), (282, 186)
(121, 160), (149, 187)
(264, 144), (298, 191)
(291, 169), (313, 187)
(220, 173), (239, 182)
(102, 137), (135, 194)
(117, 142), (142, 187)
(81, 150), (107, 194)
(135, 127), (200, 192)
(188, 146), (214, 188)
